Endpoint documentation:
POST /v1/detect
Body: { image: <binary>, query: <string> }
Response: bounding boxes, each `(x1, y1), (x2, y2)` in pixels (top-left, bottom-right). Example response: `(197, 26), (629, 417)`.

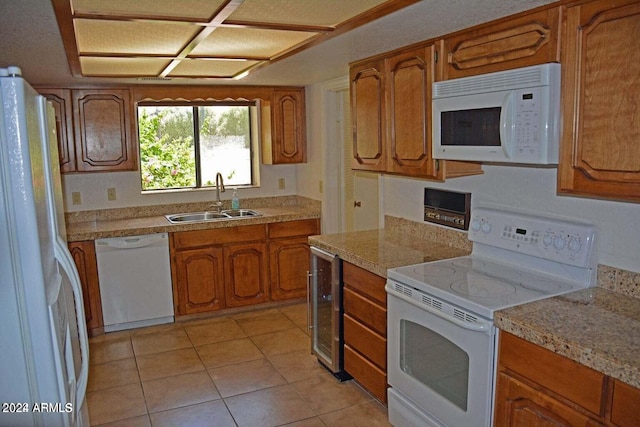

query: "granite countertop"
(308, 229), (470, 278)
(67, 204), (320, 242)
(496, 287), (640, 389)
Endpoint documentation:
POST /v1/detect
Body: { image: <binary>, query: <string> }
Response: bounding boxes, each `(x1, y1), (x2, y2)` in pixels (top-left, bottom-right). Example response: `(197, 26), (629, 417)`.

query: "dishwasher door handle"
(96, 233), (167, 250)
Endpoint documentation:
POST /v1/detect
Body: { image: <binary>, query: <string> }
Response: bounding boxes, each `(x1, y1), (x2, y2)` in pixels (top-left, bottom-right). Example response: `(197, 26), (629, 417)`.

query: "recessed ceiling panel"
(169, 59), (261, 77)
(227, 0), (390, 27)
(71, 0), (226, 21)
(190, 27), (318, 58)
(80, 57), (172, 76)
(74, 19), (198, 55)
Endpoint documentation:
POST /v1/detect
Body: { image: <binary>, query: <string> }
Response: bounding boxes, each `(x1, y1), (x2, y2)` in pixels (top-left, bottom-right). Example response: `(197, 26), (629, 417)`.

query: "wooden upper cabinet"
(443, 7), (561, 79)
(72, 89), (137, 172)
(40, 89), (76, 173)
(263, 89), (306, 164)
(350, 50), (482, 179)
(558, 0), (640, 203)
(350, 59), (387, 172)
(386, 46), (436, 178)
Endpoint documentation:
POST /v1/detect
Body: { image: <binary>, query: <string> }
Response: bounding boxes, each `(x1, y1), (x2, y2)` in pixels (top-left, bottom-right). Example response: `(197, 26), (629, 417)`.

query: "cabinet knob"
(354, 201), (362, 208)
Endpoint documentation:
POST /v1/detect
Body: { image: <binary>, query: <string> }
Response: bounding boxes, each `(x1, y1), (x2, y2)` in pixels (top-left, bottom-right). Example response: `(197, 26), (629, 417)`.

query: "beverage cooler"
(308, 247), (350, 381)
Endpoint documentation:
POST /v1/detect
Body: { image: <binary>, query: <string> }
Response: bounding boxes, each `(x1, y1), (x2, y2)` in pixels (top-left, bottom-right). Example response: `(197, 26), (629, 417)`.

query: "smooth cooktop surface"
(387, 256), (586, 318)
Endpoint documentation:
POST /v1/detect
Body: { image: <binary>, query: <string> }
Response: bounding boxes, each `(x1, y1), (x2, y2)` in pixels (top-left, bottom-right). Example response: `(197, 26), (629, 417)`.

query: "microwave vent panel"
(433, 63), (559, 98)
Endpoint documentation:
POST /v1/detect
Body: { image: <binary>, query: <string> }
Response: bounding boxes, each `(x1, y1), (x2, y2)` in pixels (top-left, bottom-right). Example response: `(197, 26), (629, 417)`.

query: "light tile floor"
(87, 303), (391, 426)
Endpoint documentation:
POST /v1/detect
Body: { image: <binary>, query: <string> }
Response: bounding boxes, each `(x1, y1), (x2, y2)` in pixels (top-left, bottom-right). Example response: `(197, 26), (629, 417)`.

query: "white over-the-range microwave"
(432, 63), (561, 164)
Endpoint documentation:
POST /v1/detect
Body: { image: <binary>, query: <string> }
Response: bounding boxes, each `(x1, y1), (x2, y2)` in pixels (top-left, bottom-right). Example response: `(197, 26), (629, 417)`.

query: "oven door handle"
(386, 284), (492, 333)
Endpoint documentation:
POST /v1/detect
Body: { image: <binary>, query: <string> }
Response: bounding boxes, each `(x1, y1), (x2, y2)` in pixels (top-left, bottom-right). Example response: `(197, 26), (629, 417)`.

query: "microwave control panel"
(513, 87), (542, 160)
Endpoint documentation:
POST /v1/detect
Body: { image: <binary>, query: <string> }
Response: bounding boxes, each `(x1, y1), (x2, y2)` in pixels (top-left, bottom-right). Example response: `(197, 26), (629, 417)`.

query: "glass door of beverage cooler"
(309, 246), (346, 378)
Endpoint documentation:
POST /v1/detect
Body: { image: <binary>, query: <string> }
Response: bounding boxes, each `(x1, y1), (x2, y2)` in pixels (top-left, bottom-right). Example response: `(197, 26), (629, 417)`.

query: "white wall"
(62, 162), (298, 211)
(384, 165), (640, 272)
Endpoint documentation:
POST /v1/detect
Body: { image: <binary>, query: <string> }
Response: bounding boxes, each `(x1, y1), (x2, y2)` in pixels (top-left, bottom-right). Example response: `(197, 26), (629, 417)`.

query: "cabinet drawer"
(268, 219), (319, 239)
(345, 344), (387, 403)
(343, 287), (386, 336)
(344, 313), (386, 370)
(172, 224), (266, 249)
(612, 380), (640, 427)
(342, 262), (386, 305)
(499, 332), (606, 416)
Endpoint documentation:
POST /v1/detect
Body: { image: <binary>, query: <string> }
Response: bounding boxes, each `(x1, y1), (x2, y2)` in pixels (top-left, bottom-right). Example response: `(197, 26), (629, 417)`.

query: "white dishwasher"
(95, 233), (174, 332)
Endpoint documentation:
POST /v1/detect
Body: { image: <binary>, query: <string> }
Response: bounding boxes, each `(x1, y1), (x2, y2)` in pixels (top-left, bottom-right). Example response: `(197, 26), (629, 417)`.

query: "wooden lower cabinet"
(68, 241), (103, 334)
(172, 247), (225, 315)
(495, 331), (640, 427)
(268, 219), (320, 300)
(224, 242), (268, 307)
(171, 219), (319, 316)
(342, 261), (387, 403)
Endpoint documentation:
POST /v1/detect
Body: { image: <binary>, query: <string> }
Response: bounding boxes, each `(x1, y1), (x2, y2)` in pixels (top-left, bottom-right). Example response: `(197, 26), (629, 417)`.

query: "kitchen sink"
(165, 209), (262, 224)
(221, 209), (261, 217)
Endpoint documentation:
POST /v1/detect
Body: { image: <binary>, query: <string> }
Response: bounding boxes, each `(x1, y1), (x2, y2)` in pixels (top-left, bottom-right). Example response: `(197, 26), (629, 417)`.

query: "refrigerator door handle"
(54, 237), (89, 409)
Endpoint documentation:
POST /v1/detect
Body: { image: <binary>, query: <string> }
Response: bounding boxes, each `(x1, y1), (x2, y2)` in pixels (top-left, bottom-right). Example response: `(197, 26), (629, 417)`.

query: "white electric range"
(385, 207), (596, 427)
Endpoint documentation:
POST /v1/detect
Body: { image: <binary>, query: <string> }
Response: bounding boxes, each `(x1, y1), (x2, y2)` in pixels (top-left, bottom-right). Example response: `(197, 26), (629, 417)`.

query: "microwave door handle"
(500, 94), (513, 159)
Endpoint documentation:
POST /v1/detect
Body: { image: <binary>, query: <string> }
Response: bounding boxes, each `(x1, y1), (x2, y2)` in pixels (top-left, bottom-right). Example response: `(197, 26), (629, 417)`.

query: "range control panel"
(468, 207), (596, 268)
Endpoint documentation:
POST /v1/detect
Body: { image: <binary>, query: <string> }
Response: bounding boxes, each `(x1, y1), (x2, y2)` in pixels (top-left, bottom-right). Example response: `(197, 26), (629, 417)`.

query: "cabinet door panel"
(495, 372), (606, 427)
(68, 241), (102, 332)
(269, 237), (309, 300)
(611, 380), (640, 427)
(387, 46), (434, 177)
(444, 7), (561, 79)
(224, 242), (268, 307)
(558, 0), (640, 201)
(174, 247), (225, 315)
(40, 89), (76, 173)
(73, 89), (136, 172)
(270, 90), (306, 164)
(350, 60), (387, 171)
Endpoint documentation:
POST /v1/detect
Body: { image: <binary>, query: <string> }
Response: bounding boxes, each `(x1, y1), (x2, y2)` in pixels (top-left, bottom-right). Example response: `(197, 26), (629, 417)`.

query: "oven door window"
(400, 319), (469, 410)
(441, 108), (501, 146)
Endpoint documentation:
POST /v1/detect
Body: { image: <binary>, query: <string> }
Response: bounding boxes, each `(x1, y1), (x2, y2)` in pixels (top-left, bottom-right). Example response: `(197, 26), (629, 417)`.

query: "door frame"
(320, 76), (383, 234)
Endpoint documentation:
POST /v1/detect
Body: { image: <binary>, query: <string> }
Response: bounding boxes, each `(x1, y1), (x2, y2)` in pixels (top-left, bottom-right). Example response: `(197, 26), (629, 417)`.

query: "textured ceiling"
(0, 0), (557, 86)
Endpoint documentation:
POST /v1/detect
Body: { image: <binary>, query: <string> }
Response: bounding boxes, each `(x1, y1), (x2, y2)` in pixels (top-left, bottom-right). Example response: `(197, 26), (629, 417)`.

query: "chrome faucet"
(213, 172), (225, 212)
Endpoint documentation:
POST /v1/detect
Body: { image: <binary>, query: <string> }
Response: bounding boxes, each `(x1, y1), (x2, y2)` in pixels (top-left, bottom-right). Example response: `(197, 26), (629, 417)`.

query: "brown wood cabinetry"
(172, 246), (226, 315)
(350, 49), (482, 179)
(351, 59), (387, 172)
(72, 89), (137, 172)
(262, 88), (307, 164)
(443, 7), (561, 79)
(495, 331), (640, 427)
(342, 261), (388, 403)
(224, 242), (269, 307)
(170, 224), (267, 315)
(39, 88), (137, 173)
(40, 89), (76, 173)
(268, 219), (320, 300)
(171, 220), (318, 316)
(68, 241), (103, 334)
(558, 0), (640, 202)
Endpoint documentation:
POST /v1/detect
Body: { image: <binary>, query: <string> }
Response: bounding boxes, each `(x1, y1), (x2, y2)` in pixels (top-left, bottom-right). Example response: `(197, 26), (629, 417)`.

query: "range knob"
(568, 238), (582, 253)
(553, 236), (566, 250)
(481, 222), (492, 234)
(471, 220), (481, 232)
(543, 234), (554, 247)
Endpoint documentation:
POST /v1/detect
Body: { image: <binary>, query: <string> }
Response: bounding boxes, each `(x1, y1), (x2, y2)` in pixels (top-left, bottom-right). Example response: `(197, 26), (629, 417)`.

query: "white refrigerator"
(0, 67), (89, 426)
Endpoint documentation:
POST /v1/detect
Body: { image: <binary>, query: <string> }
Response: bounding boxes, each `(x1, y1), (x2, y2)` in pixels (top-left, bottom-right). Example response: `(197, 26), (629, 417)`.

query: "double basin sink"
(165, 209), (262, 224)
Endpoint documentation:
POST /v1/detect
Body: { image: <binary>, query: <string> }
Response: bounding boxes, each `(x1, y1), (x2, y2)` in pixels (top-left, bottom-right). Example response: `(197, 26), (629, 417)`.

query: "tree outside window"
(138, 103), (253, 191)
